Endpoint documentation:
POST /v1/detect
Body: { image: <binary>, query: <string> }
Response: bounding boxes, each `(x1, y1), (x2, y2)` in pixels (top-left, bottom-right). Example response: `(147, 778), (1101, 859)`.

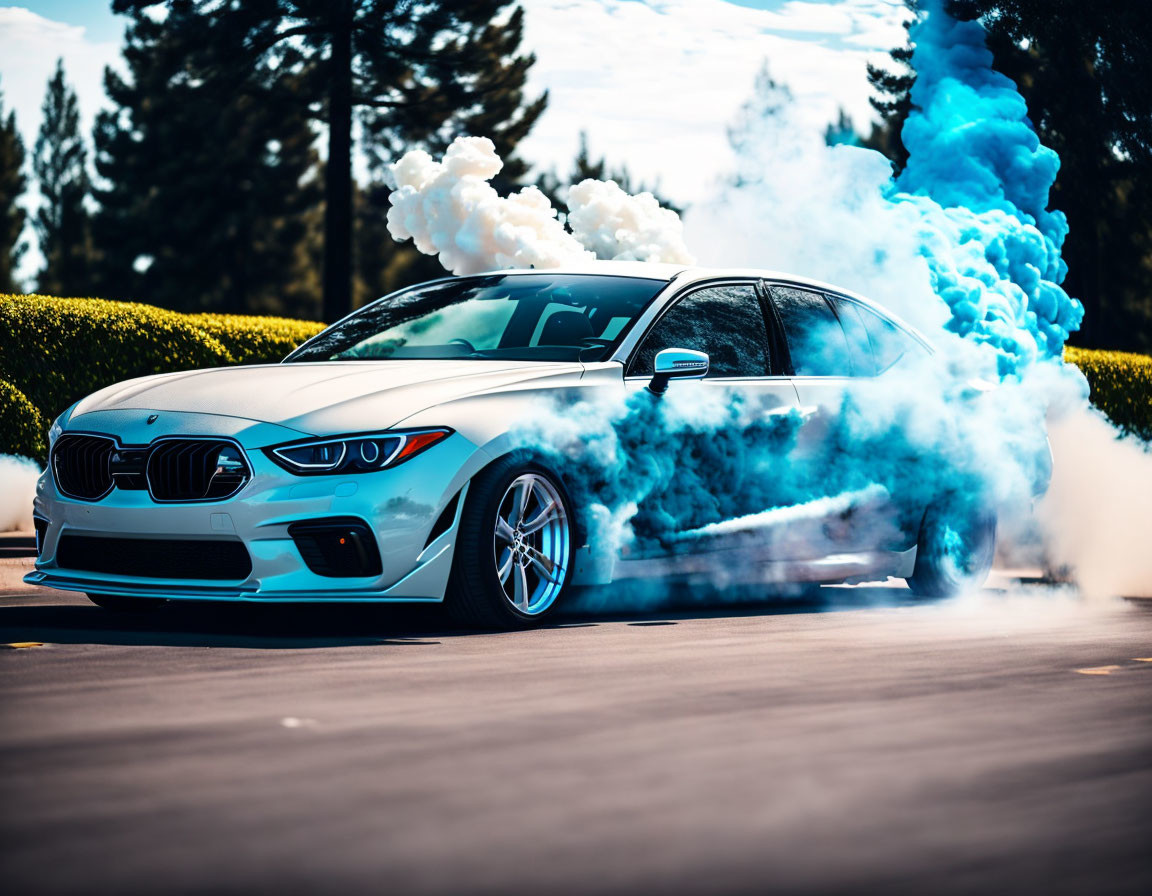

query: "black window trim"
(622, 278), (784, 381)
(761, 280), (932, 380)
(824, 289), (934, 375)
(760, 280), (855, 379)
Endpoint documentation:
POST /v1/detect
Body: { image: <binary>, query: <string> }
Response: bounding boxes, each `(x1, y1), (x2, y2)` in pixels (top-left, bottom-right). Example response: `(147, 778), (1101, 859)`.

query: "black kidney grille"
(146, 440), (251, 502)
(53, 434), (116, 500)
(53, 435), (250, 503)
(56, 534), (252, 580)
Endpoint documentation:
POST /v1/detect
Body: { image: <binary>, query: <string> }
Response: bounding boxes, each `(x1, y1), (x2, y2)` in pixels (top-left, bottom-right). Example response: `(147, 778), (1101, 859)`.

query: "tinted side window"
(828, 297), (878, 376)
(769, 287), (853, 377)
(854, 304), (925, 373)
(628, 284), (770, 378)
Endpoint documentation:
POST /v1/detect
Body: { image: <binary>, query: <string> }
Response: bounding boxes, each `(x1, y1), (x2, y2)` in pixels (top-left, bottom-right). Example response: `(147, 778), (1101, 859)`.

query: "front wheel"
(447, 457), (574, 629)
(906, 504), (996, 598)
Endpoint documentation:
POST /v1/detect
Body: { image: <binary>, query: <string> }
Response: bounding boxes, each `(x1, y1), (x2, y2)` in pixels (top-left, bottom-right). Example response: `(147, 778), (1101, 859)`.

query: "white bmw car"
(27, 263), (1009, 627)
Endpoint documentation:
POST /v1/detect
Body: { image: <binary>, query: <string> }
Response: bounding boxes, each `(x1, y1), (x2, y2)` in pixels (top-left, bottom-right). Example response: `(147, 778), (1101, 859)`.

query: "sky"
(0, 0), (910, 282)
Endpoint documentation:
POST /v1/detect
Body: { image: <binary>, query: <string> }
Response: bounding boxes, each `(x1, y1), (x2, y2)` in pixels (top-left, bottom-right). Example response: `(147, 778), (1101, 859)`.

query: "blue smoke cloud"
(508, 0), (1078, 594)
(894, 0), (1083, 375)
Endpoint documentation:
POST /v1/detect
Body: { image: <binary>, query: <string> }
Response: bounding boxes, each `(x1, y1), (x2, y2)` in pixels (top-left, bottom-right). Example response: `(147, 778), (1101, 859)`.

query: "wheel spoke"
(521, 499), (557, 535)
(515, 560), (531, 610)
(497, 548), (514, 584)
(495, 516), (516, 544)
(524, 545), (561, 583)
(511, 478), (533, 525)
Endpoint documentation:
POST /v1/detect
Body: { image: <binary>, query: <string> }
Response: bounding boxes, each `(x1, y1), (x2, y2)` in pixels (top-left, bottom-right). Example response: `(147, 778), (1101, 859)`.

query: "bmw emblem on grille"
(147, 414), (159, 425)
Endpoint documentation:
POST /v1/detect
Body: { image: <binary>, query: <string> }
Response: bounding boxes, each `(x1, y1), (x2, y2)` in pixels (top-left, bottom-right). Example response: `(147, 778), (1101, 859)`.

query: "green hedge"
(0, 378), (46, 462)
(1065, 346), (1152, 440)
(2, 293), (1148, 464)
(0, 295), (234, 429)
(185, 312), (324, 366)
(0, 295), (324, 463)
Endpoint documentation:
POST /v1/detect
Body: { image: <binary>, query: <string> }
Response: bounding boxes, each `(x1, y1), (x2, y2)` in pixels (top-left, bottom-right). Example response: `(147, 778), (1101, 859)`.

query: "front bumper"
(26, 411), (486, 602)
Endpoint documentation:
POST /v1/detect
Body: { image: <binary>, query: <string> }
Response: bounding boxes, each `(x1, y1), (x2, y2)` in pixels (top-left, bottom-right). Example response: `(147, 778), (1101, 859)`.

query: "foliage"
(863, 1), (918, 170)
(92, 3), (321, 318)
(0, 76), (27, 293)
(1065, 347), (1152, 441)
(110, 0), (547, 323)
(0, 379), (46, 462)
(33, 60), (93, 296)
(0, 295), (322, 432)
(185, 312), (324, 366)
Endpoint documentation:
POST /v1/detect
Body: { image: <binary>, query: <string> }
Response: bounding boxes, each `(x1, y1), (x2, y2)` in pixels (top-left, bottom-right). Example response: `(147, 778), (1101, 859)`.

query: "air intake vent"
(288, 518), (382, 578)
(57, 534), (252, 580)
(146, 439), (251, 502)
(53, 434), (115, 500)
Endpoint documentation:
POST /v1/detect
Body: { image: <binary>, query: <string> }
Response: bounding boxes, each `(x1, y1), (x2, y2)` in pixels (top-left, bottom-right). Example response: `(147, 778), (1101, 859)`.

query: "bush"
(0, 295), (235, 426)
(1065, 346), (1152, 440)
(185, 313), (324, 366)
(0, 379), (47, 462)
(0, 295), (326, 432)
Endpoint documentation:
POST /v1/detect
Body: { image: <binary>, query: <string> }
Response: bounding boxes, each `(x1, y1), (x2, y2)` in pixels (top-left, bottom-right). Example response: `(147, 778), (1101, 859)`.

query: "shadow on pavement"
(0, 581), (941, 650)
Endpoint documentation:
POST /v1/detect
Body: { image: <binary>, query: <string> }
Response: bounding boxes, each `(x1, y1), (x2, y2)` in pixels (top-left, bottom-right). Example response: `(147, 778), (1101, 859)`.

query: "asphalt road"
(1, 581), (1150, 895)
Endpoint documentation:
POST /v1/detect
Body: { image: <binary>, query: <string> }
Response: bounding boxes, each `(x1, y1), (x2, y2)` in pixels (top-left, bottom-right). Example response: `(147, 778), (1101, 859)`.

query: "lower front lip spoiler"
(23, 540), (455, 603)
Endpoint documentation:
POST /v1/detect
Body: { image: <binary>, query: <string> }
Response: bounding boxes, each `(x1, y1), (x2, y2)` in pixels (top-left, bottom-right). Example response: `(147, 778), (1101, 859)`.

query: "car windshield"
(285, 273), (667, 363)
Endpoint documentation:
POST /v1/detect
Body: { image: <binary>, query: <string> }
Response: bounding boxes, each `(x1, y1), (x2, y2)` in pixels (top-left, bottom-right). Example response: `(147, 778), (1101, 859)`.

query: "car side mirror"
(648, 348), (709, 395)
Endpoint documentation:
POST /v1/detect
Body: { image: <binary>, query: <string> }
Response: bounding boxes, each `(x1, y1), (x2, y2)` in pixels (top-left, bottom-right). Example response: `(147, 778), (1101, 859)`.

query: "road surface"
(1, 580), (1150, 894)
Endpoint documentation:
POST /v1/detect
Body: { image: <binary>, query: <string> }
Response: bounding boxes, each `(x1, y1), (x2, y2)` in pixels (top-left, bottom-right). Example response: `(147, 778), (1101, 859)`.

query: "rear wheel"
(906, 504), (996, 598)
(447, 457), (574, 629)
(86, 593), (167, 613)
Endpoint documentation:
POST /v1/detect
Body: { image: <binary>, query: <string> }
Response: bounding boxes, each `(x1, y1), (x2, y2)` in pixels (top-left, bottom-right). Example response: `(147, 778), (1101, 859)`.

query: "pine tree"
(823, 109), (859, 147)
(113, 0), (548, 321)
(33, 60), (93, 296)
(535, 131), (682, 216)
(0, 76), (27, 294)
(93, 3), (322, 315)
(862, 0), (919, 170)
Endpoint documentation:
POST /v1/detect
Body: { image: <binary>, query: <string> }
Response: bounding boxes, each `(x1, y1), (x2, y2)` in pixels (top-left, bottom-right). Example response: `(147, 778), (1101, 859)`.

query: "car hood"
(71, 360), (587, 435)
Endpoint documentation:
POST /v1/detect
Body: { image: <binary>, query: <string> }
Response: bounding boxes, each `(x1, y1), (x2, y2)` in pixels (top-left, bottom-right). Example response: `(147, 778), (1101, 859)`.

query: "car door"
(621, 280), (801, 559)
(764, 283), (919, 557)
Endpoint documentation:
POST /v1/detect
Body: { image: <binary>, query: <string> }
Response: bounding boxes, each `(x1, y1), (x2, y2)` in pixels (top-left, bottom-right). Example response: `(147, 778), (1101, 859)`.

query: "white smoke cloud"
(567, 179), (694, 264)
(1038, 407), (1152, 598)
(0, 455), (39, 532)
(386, 136), (693, 275)
(683, 67), (949, 337)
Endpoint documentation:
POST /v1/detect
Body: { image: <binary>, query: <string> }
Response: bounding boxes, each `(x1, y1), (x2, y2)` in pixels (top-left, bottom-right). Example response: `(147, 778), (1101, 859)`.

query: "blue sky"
(0, 0), (909, 283)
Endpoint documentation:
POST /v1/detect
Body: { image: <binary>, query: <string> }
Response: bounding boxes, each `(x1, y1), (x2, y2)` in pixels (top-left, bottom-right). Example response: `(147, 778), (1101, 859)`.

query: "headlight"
(48, 402), (80, 450)
(266, 428), (452, 475)
(48, 414), (65, 449)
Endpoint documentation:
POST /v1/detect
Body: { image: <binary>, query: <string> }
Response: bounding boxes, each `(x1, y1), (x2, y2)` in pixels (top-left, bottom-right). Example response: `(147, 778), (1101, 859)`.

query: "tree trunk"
(323, 0), (354, 323)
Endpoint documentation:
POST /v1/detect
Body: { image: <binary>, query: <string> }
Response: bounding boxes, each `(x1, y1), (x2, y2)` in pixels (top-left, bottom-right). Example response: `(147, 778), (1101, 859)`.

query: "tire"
(86, 593), (167, 613)
(906, 503), (996, 598)
(447, 455), (575, 629)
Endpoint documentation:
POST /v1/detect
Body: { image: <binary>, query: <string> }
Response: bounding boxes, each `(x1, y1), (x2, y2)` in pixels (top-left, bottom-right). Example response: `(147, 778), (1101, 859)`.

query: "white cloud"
(517, 0), (910, 204)
(0, 7), (121, 148)
(0, 6), (122, 285)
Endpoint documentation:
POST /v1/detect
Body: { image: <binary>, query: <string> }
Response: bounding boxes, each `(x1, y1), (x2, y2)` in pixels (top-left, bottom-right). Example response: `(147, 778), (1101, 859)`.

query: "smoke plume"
(1040, 406), (1152, 598)
(380, 1), (1149, 599)
(0, 455), (38, 532)
(386, 136), (693, 275)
